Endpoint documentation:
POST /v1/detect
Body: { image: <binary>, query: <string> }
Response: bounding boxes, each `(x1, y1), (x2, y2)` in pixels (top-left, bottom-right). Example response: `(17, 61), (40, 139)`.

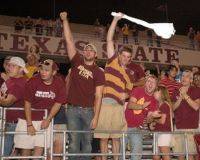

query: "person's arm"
(90, 85), (104, 129)
(155, 114), (166, 124)
(172, 96), (182, 111)
(127, 96), (150, 110)
(132, 78), (145, 87)
(107, 12), (124, 58)
(184, 96), (200, 111)
(0, 94), (16, 107)
(41, 102), (62, 129)
(24, 100), (37, 135)
(60, 12), (76, 60)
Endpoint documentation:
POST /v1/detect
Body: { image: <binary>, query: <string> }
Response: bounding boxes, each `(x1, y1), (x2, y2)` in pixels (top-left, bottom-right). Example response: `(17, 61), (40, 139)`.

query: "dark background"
(0, 0), (200, 35)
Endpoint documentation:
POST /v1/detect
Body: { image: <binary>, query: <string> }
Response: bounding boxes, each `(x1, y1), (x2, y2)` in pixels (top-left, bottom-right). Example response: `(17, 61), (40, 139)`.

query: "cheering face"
(181, 72), (193, 86)
(118, 51), (132, 67)
(39, 66), (55, 83)
(154, 90), (161, 101)
(7, 63), (22, 77)
(145, 77), (157, 94)
(83, 46), (97, 62)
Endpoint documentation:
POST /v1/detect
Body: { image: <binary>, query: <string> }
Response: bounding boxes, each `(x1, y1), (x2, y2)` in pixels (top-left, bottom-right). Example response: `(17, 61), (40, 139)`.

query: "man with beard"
(60, 12), (105, 160)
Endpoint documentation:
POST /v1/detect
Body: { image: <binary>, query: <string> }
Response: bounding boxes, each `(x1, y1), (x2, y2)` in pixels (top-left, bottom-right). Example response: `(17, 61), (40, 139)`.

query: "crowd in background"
(0, 11), (199, 160)
(14, 16), (63, 37)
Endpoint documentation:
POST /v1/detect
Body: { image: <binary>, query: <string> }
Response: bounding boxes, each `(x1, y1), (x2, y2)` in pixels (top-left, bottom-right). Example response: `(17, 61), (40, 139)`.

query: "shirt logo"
(78, 65), (93, 79)
(35, 91), (56, 99)
(133, 97), (145, 115)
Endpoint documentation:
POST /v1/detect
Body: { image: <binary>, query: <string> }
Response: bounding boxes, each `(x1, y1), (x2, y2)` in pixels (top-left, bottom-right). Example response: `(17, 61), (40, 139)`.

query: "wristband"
(27, 124), (33, 127)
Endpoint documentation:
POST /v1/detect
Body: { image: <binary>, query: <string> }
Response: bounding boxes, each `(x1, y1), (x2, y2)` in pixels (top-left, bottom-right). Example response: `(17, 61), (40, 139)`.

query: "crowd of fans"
(14, 16), (63, 37)
(0, 11), (200, 160)
(187, 27), (200, 50)
(11, 15), (200, 51)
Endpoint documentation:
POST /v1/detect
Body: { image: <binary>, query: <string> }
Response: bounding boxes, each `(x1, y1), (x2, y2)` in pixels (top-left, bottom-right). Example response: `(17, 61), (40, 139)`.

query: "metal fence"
(0, 106), (199, 160)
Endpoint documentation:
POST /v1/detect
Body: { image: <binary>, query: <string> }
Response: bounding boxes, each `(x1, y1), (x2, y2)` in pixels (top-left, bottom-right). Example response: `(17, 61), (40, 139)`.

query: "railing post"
(122, 133), (126, 160)
(50, 121), (54, 160)
(63, 131), (66, 160)
(184, 132), (189, 160)
(0, 107), (3, 158)
(153, 132), (157, 155)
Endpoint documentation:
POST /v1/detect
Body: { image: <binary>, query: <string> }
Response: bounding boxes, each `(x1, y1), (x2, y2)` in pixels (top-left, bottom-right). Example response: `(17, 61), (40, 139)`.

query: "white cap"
(9, 57), (28, 73)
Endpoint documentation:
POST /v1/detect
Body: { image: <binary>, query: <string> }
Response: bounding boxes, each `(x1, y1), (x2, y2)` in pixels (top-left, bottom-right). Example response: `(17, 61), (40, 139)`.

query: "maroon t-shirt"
(0, 77), (27, 122)
(172, 86), (200, 129)
(67, 54), (105, 107)
(125, 87), (158, 128)
(24, 74), (67, 121)
(154, 102), (172, 132)
(127, 62), (145, 82)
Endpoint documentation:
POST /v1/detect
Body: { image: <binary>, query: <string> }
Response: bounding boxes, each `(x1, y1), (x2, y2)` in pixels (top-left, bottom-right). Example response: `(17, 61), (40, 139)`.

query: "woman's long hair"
(156, 85), (173, 131)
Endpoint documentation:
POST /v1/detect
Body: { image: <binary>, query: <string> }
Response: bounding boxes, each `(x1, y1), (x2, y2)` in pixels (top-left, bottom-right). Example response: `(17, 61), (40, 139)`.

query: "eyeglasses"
(39, 61), (51, 67)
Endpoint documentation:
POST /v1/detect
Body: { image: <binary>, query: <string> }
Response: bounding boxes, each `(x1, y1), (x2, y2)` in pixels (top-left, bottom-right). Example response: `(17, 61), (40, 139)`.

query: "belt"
(67, 103), (92, 110)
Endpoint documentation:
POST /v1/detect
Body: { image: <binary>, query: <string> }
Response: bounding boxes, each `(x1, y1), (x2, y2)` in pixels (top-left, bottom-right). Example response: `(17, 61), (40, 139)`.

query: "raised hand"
(113, 12), (124, 21)
(60, 12), (68, 21)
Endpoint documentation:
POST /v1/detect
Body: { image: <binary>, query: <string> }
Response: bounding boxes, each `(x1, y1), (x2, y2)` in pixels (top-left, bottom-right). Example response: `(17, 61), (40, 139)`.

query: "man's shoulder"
(132, 86), (144, 93)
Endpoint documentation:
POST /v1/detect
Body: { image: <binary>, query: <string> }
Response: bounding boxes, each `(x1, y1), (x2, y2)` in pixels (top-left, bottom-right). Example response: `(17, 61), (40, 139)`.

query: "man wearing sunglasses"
(60, 12), (105, 160)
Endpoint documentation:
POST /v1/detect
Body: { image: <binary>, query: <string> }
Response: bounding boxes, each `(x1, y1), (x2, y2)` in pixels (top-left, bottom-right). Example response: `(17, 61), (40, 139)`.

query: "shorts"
(157, 133), (172, 147)
(94, 100), (127, 138)
(171, 129), (197, 154)
(14, 118), (51, 149)
(53, 124), (67, 142)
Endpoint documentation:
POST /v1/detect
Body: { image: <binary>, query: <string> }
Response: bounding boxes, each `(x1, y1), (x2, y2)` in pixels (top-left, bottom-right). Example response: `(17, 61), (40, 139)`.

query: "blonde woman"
(150, 85), (173, 160)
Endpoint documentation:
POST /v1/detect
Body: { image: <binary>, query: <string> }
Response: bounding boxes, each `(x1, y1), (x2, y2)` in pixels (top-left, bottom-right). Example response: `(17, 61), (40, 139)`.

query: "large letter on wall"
(149, 47), (163, 62)
(164, 49), (179, 63)
(10, 34), (29, 52)
(32, 36), (51, 54)
(0, 33), (8, 50)
(133, 46), (149, 61)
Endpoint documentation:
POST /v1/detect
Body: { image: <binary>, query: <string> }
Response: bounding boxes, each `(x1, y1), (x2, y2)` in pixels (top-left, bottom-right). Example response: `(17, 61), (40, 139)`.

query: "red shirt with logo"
(24, 74), (67, 121)
(67, 54), (105, 107)
(125, 87), (158, 128)
(0, 77), (27, 122)
(172, 86), (200, 129)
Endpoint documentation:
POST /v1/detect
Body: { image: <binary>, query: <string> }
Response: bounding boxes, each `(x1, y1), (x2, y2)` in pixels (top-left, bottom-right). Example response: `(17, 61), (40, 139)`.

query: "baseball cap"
(83, 43), (97, 53)
(9, 56), (28, 73)
(39, 59), (59, 71)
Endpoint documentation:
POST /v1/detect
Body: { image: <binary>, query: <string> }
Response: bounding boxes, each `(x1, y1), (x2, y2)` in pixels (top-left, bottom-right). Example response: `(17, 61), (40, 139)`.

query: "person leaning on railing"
(14, 59), (67, 158)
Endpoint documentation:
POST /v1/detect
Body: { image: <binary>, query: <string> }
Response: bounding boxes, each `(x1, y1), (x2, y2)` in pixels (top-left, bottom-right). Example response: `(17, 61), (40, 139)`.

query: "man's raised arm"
(107, 12), (123, 58)
(60, 12), (76, 60)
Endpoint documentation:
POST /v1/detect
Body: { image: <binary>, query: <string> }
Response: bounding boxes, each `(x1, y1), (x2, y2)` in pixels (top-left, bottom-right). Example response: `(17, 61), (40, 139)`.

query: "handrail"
(0, 106), (199, 160)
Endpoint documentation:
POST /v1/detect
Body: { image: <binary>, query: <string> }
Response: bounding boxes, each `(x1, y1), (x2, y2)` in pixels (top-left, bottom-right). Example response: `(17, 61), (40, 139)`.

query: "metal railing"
(0, 106), (199, 160)
(0, 107), (48, 159)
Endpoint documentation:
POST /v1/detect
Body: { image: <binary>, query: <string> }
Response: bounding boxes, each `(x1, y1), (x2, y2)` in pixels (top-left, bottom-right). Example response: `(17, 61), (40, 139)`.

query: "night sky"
(0, 0), (200, 35)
